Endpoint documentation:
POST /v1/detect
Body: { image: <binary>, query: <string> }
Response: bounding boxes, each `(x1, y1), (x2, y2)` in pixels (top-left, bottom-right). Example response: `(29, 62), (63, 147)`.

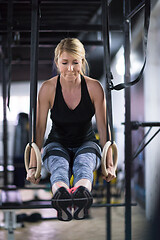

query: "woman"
(27, 38), (116, 221)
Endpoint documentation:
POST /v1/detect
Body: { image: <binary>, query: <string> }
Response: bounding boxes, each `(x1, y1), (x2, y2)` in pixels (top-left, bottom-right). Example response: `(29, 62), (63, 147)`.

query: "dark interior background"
(0, 0), (157, 82)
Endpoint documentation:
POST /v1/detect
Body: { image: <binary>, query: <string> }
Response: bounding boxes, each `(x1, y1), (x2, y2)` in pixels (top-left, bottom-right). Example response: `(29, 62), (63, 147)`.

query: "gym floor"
(0, 189), (151, 240)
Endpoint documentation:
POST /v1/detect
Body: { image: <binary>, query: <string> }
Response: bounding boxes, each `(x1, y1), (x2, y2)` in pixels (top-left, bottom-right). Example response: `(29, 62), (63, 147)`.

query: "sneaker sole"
(51, 187), (73, 221)
(73, 186), (93, 220)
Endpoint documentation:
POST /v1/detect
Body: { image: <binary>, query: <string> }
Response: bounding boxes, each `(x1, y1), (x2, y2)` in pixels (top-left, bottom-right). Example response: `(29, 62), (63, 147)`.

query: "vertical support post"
(123, 0), (132, 239)
(4, 210), (16, 240)
(106, 182), (111, 240)
(1, 0), (13, 187)
(7, 0), (13, 109)
(101, 0), (113, 239)
(1, 46), (8, 186)
(29, 0), (40, 144)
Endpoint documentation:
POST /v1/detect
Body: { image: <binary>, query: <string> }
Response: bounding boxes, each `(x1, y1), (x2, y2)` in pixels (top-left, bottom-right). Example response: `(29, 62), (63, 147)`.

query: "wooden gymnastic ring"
(24, 142), (42, 179)
(101, 141), (118, 177)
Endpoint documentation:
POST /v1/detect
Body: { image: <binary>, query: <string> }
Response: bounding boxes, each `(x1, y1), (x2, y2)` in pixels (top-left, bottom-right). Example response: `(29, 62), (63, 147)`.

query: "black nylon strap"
(111, 0), (151, 91)
(101, 0), (114, 143)
(29, 0), (40, 144)
(101, 0), (151, 144)
(7, 1), (13, 109)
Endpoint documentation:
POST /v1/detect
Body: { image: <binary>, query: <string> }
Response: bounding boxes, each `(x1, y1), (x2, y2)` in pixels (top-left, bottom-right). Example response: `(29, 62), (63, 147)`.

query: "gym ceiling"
(0, 0), (158, 82)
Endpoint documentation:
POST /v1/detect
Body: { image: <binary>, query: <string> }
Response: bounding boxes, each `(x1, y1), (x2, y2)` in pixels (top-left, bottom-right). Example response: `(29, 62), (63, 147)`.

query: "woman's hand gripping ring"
(24, 142), (42, 179)
(101, 141), (118, 177)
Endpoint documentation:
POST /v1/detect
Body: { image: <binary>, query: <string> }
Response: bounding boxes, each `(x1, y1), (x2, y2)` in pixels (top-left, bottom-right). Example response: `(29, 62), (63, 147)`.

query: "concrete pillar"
(144, 0), (160, 220)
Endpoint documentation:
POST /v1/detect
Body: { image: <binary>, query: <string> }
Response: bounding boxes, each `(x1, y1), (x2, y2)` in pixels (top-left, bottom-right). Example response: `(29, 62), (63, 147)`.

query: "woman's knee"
(46, 156), (70, 186)
(73, 153), (96, 185)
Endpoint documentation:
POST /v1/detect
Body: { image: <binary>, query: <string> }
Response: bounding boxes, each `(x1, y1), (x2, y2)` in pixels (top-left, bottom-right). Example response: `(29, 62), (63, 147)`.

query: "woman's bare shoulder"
(41, 76), (57, 90)
(38, 76), (58, 107)
(39, 76), (57, 95)
(84, 75), (104, 95)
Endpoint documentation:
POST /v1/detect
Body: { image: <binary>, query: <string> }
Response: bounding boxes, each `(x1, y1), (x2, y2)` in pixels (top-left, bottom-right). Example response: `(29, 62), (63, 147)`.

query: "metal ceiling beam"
(9, 41), (104, 47)
(11, 43), (102, 48)
(12, 60), (51, 65)
(0, 1), (101, 4)
(0, 24), (123, 33)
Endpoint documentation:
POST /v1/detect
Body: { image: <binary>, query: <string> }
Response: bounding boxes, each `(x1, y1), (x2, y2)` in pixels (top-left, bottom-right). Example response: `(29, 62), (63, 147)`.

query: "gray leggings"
(42, 141), (101, 187)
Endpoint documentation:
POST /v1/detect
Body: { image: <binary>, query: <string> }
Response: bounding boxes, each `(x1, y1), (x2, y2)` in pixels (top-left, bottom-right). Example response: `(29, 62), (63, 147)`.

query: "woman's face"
(57, 51), (82, 81)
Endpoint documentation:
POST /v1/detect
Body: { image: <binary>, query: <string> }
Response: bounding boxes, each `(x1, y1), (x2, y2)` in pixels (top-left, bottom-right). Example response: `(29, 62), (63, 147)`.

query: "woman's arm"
(29, 81), (51, 166)
(89, 79), (116, 182)
(27, 80), (52, 183)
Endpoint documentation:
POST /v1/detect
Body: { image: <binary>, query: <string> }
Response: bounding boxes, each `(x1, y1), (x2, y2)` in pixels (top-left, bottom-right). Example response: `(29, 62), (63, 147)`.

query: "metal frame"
(131, 122), (160, 160)
(1, 0), (13, 186)
(0, 24), (123, 33)
(123, 0), (132, 239)
(0, 202), (137, 210)
(0, 1), (153, 240)
(29, 0), (40, 144)
(101, 1), (113, 238)
(1, 43), (8, 187)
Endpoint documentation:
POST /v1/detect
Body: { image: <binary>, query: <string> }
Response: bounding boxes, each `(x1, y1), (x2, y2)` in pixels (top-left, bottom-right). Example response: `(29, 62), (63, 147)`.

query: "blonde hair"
(54, 38), (89, 75)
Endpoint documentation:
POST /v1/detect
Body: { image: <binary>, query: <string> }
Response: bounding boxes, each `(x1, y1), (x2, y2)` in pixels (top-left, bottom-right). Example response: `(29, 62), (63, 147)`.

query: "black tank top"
(44, 75), (97, 148)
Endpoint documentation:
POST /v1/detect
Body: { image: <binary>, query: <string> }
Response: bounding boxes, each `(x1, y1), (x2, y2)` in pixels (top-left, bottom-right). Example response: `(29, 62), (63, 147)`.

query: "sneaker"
(72, 186), (93, 220)
(51, 187), (72, 221)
